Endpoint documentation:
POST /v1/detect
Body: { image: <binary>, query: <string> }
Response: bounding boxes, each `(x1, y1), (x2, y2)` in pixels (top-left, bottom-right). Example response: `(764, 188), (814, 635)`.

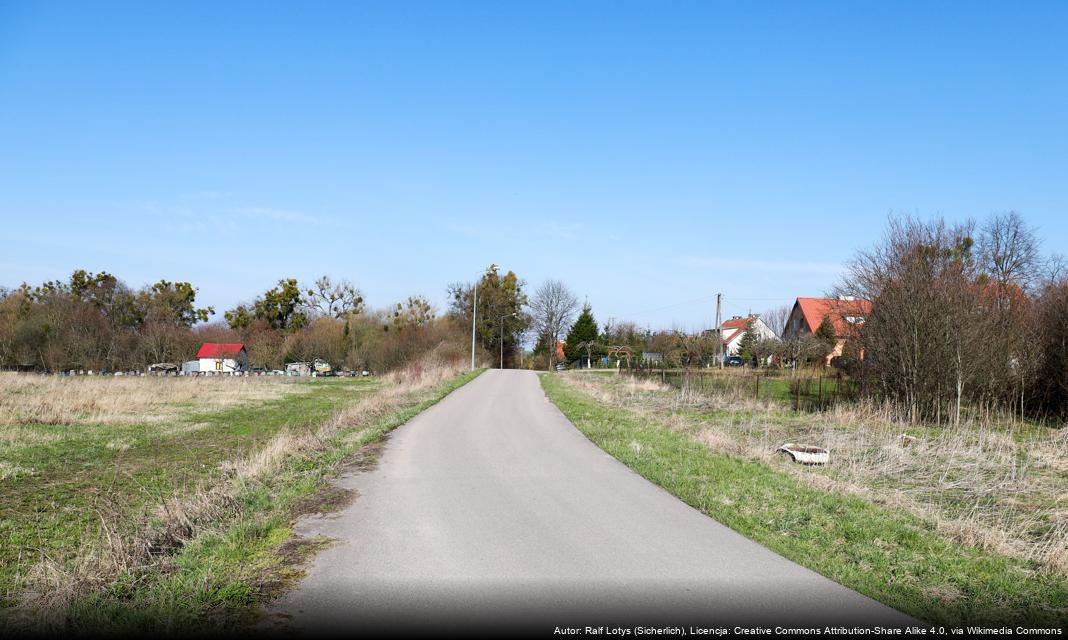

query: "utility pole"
(498, 312), (517, 369)
(470, 280), (478, 371)
(715, 293), (723, 369)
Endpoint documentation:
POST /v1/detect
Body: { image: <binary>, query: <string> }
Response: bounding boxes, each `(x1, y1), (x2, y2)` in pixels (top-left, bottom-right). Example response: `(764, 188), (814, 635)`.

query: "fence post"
(818, 374), (823, 410)
(794, 378), (801, 413)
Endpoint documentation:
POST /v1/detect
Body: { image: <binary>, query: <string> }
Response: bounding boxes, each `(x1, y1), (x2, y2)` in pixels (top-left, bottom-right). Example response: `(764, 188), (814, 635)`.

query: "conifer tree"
(737, 317), (760, 365)
(564, 303), (599, 363)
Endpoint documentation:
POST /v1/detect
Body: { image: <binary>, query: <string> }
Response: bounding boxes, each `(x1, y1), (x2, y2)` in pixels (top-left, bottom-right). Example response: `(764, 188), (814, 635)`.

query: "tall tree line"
(0, 271), (469, 373)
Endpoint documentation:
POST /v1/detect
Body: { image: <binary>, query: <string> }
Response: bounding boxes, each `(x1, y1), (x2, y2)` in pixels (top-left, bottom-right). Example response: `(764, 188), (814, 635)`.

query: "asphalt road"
(268, 369), (914, 635)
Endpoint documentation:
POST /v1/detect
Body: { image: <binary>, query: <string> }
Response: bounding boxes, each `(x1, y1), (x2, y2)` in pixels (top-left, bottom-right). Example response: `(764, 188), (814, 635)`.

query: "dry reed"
(562, 371), (1068, 576)
(0, 372), (303, 427)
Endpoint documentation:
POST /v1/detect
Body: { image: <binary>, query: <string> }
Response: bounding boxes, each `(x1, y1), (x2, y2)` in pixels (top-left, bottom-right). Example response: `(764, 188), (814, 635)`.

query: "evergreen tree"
(736, 317), (760, 365)
(813, 314), (838, 365)
(564, 303), (599, 362)
(815, 314), (837, 345)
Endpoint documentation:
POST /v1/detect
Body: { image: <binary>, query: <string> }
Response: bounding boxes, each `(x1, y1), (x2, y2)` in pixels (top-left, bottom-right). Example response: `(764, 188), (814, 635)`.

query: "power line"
(611, 294), (718, 319)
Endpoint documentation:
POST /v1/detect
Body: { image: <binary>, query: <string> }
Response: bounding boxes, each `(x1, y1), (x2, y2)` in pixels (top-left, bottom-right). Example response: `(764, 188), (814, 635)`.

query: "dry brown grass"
(0, 372), (303, 427)
(561, 371), (1068, 576)
(8, 359), (466, 624)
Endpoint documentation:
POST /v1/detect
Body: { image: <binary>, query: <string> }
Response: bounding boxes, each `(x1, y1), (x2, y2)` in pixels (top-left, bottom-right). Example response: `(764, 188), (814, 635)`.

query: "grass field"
(625, 367), (852, 411)
(542, 372), (1068, 627)
(0, 366), (481, 633)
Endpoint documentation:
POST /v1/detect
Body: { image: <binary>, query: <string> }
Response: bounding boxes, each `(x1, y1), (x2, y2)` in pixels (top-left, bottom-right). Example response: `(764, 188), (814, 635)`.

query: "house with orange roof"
(554, 340), (566, 362)
(782, 297), (872, 362)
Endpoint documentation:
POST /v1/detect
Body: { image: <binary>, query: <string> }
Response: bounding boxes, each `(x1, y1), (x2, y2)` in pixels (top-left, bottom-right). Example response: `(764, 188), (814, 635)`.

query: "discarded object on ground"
(778, 443), (829, 465)
(899, 434), (918, 447)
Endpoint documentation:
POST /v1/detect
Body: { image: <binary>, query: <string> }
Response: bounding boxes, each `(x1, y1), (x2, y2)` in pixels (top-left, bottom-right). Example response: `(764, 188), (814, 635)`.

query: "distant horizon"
(3, 2), (1066, 331)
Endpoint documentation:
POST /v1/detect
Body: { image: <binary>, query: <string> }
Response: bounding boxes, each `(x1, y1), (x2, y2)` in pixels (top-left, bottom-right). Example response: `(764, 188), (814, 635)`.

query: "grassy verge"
(540, 373), (1067, 627)
(1, 378), (369, 603)
(1, 368), (482, 633)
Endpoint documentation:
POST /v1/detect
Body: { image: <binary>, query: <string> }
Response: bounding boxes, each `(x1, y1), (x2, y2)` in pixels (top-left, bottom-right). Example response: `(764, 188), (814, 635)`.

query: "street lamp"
(498, 312), (517, 369)
(470, 280), (478, 371)
(470, 264), (497, 371)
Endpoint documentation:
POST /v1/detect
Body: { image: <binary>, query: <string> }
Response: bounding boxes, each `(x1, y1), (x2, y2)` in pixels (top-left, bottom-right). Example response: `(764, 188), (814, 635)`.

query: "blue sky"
(2, 1), (1066, 330)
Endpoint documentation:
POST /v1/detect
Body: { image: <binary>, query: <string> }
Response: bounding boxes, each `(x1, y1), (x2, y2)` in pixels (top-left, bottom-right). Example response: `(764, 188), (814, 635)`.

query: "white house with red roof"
(718, 315), (778, 355)
(183, 343), (249, 374)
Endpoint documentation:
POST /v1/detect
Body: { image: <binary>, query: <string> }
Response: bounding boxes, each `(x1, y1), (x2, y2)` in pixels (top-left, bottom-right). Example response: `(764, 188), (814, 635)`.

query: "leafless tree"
(980, 211), (1041, 293)
(837, 214), (1046, 424)
(761, 303), (792, 338)
(529, 279), (579, 369)
(1030, 278), (1068, 420)
(392, 295), (436, 328)
(304, 275), (364, 319)
(1045, 254), (1066, 285)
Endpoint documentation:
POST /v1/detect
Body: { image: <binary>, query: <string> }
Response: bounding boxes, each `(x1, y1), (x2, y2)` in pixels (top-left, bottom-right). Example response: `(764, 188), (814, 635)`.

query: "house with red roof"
(183, 343), (248, 374)
(783, 297), (872, 362)
(554, 340), (566, 362)
(718, 314), (778, 356)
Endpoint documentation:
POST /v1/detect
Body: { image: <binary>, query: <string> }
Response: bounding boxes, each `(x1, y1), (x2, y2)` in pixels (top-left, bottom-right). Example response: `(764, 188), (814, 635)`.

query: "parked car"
(555, 362), (568, 371)
(725, 355), (744, 367)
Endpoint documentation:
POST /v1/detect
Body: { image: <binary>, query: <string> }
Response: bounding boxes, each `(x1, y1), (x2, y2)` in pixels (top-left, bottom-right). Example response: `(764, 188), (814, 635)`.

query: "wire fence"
(621, 366), (858, 412)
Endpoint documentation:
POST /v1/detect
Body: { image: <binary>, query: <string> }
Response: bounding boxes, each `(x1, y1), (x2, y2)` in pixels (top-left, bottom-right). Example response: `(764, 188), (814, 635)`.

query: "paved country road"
(268, 369), (915, 635)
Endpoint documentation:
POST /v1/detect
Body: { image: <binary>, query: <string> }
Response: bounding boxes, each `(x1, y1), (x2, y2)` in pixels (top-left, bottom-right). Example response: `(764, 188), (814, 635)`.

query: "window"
(215, 359), (223, 371)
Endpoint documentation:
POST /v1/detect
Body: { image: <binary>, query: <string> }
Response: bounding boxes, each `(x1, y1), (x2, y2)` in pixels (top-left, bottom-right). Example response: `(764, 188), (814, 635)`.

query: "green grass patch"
(0, 378), (375, 605)
(52, 369), (484, 634)
(540, 373), (1068, 627)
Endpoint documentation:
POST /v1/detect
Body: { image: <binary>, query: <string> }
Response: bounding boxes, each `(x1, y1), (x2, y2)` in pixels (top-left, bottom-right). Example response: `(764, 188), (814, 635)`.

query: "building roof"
(795, 297), (872, 337)
(195, 343), (246, 358)
(719, 315), (758, 345)
(719, 315), (753, 331)
(724, 328), (746, 344)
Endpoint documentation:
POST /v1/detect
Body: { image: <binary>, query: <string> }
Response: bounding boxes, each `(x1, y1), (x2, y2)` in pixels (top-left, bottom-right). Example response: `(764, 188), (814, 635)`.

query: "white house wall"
(197, 357), (240, 373)
(722, 318), (780, 355)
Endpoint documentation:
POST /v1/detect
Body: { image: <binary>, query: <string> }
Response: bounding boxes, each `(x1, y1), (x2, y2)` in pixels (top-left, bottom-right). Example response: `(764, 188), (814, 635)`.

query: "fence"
(622, 366), (857, 412)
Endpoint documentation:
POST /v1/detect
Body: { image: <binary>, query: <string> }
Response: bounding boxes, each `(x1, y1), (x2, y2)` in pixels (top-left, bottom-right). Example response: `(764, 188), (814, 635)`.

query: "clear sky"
(2, 1), (1066, 330)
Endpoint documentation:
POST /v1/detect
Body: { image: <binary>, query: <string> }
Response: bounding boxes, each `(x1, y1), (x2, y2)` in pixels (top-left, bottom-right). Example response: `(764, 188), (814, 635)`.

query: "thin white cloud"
(138, 195), (330, 229)
(445, 222), (486, 237)
(541, 221), (583, 242)
(676, 255), (844, 275)
(444, 219), (600, 243)
(235, 206), (323, 225)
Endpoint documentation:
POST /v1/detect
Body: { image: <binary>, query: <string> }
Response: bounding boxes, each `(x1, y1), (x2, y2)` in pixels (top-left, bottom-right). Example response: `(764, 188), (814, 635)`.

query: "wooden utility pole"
(715, 293), (723, 369)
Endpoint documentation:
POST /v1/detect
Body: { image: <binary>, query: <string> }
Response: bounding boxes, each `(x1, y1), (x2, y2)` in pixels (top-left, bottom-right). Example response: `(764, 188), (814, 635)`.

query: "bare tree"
(836, 215), (1048, 424)
(304, 275), (364, 319)
(392, 295), (435, 328)
(1030, 278), (1068, 420)
(528, 279), (579, 369)
(761, 303), (792, 338)
(980, 211), (1041, 293)
(1045, 253), (1066, 285)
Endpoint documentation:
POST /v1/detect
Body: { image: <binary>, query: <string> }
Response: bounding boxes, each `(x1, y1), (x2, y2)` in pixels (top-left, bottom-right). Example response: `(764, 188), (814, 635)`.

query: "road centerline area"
(269, 369), (913, 634)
